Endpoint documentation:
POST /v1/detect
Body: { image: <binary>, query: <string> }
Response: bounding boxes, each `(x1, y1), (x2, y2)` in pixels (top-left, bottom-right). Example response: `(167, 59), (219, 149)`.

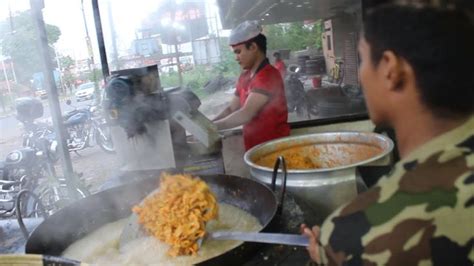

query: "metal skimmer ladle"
(119, 156), (291, 252)
(119, 183), (168, 251)
(197, 231), (309, 247)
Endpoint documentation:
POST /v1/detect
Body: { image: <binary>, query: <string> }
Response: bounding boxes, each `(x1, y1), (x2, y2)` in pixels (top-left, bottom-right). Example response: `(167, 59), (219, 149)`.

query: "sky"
(0, 0), (162, 60)
(0, 0), (224, 62)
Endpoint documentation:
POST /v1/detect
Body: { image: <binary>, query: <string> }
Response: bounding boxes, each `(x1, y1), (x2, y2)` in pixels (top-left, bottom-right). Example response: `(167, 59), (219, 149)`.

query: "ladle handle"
(271, 156), (287, 215)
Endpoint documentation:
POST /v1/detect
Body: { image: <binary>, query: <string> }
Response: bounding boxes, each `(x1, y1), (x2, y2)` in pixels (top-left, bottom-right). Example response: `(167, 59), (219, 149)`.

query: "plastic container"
(312, 76), (322, 88)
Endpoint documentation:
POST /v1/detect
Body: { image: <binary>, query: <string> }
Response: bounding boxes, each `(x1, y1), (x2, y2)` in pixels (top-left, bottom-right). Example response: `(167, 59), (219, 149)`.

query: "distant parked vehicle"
(75, 82), (95, 102)
(32, 70), (60, 100)
(16, 97), (115, 155)
(35, 88), (47, 99)
(1, 98), (91, 219)
(284, 64), (318, 118)
(60, 99), (115, 154)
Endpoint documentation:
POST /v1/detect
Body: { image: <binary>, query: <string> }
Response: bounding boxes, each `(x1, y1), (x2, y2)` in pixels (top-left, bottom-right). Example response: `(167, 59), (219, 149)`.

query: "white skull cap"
(229, 20), (263, 46)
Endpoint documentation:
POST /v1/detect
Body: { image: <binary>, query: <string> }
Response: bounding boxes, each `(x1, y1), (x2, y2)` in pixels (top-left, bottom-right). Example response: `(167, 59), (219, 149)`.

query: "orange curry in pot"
(254, 143), (383, 170)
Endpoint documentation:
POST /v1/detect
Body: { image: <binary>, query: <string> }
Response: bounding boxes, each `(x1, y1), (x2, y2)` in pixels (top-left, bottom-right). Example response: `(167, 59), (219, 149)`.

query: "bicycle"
(31, 137), (90, 215)
(2, 135), (90, 219)
(0, 177), (38, 218)
(0, 146), (47, 219)
(11, 150), (91, 240)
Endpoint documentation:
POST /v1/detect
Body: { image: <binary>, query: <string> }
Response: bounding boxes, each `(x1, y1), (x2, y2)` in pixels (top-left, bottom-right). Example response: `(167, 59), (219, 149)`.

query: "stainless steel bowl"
(244, 131), (394, 218)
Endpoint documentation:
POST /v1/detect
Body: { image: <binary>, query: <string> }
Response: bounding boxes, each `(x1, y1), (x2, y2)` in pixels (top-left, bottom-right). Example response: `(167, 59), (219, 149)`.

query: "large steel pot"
(25, 173), (285, 266)
(244, 131), (394, 219)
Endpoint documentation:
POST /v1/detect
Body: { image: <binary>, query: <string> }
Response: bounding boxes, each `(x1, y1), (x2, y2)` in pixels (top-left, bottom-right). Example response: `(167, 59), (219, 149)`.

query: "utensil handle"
(271, 156), (287, 214)
(210, 231), (309, 247)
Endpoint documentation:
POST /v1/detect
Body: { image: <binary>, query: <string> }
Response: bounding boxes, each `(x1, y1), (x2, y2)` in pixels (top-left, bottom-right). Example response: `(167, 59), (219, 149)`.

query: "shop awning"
(217, 0), (360, 29)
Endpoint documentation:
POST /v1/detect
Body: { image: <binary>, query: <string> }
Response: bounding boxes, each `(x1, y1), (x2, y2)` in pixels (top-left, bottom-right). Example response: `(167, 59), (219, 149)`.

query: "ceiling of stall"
(217, 0), (361, 29)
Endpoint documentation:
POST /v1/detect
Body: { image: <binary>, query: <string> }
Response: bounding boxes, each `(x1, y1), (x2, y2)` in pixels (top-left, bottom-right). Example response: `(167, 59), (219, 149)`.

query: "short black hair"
(363, 3), (474, 117)
(244, 34), (267, 55)
(273, 52), (281, 58)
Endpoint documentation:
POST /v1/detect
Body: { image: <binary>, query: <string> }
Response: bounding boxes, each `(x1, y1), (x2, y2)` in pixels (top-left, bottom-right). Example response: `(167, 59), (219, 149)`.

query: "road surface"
(0, 97), (93, 139)
(0, 96), (93, 156)
(0, 95), (119, 194)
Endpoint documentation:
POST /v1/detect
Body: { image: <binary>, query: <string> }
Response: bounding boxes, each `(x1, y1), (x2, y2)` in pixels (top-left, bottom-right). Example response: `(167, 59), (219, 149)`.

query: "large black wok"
(25, 171), (287, 265)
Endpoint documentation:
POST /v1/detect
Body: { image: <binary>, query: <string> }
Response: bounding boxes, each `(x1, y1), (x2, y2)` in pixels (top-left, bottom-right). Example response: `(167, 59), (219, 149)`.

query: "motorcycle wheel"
(95, 125), (115, 154)
(16, 190), (46, 219)
(36, 186), (88, 215)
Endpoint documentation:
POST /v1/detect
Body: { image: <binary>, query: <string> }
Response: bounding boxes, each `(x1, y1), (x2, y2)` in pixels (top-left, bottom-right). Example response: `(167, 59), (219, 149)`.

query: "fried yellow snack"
(132, 173), (218, 257)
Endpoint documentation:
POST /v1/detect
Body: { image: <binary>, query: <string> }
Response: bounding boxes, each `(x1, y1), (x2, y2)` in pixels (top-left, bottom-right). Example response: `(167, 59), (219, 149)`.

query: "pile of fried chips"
(132, 173), (218, 256)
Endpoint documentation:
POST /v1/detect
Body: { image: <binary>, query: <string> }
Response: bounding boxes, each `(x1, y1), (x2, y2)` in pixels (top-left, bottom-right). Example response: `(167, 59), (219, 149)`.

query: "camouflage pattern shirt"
(319, 116), (474, 265)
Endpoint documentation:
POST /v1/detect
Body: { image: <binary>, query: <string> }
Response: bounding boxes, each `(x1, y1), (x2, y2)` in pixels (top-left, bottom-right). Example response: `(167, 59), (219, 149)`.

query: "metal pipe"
(30, 0), (80, 201)
(92, 0), (110, 80)
(169, 0), (183, 86)
(80, 0), (97, 94)
(0, 58), (13, 104)
(10, 60), (17, 83)
(175, 43), (183, 86)
(53, 47), (64, 93)
(81, 0), (104, 105)
(107, 2), (119, 71)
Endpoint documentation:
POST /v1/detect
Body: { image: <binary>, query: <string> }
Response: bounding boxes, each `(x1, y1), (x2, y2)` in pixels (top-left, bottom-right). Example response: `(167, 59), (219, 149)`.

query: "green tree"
(0, 10), (61, 86)
(59, 55), (75, 70)
(62, 70), (76, 93)
(265, 21), (322, 51)
(58, 55), (76, 93)
(85, 69), (103, 84)
(212, 37), (240, 77)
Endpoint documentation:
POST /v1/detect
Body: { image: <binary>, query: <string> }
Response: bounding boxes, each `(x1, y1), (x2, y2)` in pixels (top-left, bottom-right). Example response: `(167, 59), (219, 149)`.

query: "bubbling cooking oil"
(62, 203), (262, 265)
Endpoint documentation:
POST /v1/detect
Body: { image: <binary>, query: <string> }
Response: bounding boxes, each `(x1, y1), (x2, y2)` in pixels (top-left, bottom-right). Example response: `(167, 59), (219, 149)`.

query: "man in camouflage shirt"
(301, 1), (474, 265)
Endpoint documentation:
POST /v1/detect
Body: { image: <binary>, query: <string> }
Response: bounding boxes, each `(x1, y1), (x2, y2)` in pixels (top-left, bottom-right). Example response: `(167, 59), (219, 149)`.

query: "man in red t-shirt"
(273, 52), (286, 78)
(213, 21), (290, 151)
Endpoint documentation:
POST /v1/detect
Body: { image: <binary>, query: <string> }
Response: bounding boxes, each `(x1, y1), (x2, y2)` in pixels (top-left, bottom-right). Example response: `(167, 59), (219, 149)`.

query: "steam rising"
(117, 93), (168, 138)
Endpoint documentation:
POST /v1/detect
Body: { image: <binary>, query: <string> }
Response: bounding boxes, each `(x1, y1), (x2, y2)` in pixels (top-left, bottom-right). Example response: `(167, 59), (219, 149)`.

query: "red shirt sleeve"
(251, 67), (283, 98)
(241, 64), (289, 150)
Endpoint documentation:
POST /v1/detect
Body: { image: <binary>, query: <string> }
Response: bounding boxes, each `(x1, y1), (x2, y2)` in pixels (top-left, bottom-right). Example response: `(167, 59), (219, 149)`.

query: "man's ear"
(249, 42), (258, 52)
(381, 51), (406, 91)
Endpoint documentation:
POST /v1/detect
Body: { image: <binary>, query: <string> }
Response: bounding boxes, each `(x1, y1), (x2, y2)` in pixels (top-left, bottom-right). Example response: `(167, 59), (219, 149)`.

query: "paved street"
(1, 89), (233, 194)
(0, 96), (119, 194)
(0, 96), (92, 145)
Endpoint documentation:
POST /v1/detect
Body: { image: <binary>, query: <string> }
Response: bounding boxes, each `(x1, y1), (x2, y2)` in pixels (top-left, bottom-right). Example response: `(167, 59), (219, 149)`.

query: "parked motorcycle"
(62, 99), (115, 154)
(0, 138), (89, 218)
(16, 98), (115, 155)
(1, 97), (94, 218)
(284, 64), (318, 117)
(0, 101), (78, 218)
(0, 143), (55, 218)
